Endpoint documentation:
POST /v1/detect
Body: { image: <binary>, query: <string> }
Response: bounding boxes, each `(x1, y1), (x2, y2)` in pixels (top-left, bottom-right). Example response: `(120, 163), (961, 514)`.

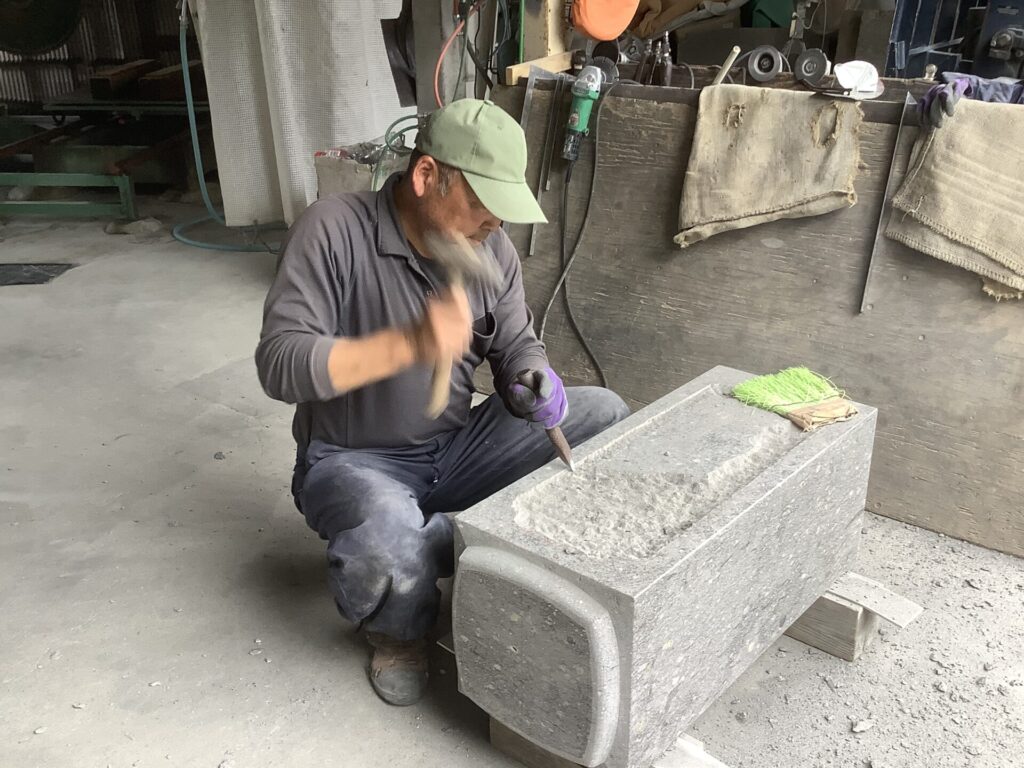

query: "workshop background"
(2, 1), (1022, 768)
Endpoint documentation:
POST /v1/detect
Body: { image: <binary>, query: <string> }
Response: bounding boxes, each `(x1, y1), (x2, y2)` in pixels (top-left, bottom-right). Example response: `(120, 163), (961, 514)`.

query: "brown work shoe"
(366, 632), (429, 706)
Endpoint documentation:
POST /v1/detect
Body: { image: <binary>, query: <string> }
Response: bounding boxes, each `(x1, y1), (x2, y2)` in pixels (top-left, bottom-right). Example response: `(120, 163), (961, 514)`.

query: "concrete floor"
(1, 204), (1021, 768)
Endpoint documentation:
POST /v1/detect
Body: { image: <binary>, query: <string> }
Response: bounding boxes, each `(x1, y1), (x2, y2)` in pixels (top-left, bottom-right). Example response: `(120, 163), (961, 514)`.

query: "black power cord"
(538, 80), (631, 389)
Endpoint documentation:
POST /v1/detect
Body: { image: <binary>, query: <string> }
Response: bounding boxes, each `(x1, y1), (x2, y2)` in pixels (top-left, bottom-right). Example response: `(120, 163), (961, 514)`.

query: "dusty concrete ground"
(1, 202), (1021, 768)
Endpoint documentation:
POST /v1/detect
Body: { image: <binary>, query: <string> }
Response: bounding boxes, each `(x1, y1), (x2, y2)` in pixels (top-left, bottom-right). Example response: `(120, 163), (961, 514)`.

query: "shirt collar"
(375, 173), (417, 261)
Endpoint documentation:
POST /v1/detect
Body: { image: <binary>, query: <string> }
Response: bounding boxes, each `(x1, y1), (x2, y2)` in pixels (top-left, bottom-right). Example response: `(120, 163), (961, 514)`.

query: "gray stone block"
(452, 366), (877, 768)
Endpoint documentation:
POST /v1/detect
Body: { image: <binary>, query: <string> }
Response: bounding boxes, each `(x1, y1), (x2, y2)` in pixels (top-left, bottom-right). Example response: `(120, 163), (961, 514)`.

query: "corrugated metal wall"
(0, 0), (181, 104)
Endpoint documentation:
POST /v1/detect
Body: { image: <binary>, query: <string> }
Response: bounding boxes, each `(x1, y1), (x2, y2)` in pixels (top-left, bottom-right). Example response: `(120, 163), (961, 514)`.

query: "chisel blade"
(546, 426), (575, 472)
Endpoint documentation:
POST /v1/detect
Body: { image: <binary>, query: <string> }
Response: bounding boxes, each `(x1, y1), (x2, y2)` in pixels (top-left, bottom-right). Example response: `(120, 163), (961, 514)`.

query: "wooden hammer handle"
(425, 274), (463, 419)
(427, 356), (453, 418)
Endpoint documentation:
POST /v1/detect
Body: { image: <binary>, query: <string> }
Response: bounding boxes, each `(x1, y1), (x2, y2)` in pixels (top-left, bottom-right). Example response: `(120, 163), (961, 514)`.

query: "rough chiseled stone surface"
(452, 366), (877, 768)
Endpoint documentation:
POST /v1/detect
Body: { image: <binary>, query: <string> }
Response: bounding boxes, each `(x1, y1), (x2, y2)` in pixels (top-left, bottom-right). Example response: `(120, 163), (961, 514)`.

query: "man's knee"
(567, 386), (631, 430)
(326, 510), (454, 635)
(301, 457), (418, 539)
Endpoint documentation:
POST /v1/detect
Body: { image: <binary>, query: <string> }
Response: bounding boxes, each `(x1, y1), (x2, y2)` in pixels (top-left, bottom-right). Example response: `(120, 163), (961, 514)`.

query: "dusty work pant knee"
(299, 455), (454, 641)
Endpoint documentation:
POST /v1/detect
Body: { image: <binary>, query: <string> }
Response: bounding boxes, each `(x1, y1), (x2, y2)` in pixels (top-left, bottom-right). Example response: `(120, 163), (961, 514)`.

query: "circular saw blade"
(0, 0), (83, 56)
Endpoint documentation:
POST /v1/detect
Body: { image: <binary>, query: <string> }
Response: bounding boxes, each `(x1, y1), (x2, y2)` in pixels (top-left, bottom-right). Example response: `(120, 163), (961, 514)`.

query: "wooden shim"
(785, 592), (880, 662)
(655, 735), (733, 768)
(89, 59), (160, 99)
(505, 51), (575, 86)
(828, 572), (923, 628)
(491, 718), (581, 768)
(491, 719), (733, 768)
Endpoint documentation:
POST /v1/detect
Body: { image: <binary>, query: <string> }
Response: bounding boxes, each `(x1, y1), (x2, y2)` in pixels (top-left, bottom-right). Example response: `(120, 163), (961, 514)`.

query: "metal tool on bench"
(860, 92), (916, 313)
(747, 45), (785, 83)
(653, 32), (673, 87)
(562, 58), (616, 164)
(528, 73), (566, 258)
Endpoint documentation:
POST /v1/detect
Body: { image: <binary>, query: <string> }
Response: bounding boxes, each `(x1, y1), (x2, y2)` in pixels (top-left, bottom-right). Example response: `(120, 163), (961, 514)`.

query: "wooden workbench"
(496, 80), (1024, 558)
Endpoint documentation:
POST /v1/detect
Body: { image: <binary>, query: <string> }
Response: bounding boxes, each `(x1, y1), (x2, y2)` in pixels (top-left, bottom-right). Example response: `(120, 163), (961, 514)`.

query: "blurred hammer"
(423, 231), (500, 419)
(423, 231), (575, 472)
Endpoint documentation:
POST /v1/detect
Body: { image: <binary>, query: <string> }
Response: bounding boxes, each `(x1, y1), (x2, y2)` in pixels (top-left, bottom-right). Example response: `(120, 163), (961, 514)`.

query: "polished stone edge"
(454, 546), (621, 766)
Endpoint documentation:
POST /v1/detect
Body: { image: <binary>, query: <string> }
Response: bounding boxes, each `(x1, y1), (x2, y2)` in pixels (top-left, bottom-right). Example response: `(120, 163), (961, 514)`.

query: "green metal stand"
(0, 171), (136, 219)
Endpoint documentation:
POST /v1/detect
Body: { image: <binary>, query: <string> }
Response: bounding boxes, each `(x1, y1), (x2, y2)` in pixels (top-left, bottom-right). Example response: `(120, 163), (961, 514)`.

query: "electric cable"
(733, 50), (751, 85)
(555, 168), (607, 388)
(452, 19), (469, 102)
(434, 1), (482, 107)
(173, 2), (283, 252)
(677, 60), (696, 89)
(371, 114), (417, 191)
(465, 36), (496, 92)
(538, 81), (635, 387)
(434, 15), (468, 107)
(489, 0), (512, 77)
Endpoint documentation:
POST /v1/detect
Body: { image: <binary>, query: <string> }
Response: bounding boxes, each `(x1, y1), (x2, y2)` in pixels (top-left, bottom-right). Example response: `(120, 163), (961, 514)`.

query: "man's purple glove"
(920, 77), (972, 129)
(506, 367), (568, 429)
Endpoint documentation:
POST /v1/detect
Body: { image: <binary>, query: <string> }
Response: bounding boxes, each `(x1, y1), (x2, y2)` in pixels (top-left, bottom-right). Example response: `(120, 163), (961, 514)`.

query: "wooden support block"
(828, 572), (923, 628)
(491, 719), (734, 768)
(89, 59), (160, 99)
(785, 592), (880, 662)
(504, 51), (575, 86)
(655, 735), (732, 768)
(138, 61), (206, 101)
(785, 572), (922, 662)
(521, 0), (569, 62)
(490, 718), (581, 768)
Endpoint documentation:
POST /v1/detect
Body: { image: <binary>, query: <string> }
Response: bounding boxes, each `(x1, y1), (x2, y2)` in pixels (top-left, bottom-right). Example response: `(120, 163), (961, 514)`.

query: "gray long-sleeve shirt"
(255, 174), (549, 457)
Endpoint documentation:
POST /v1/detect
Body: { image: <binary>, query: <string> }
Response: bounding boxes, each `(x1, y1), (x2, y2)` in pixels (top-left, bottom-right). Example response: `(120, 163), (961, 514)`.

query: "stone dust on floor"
(1, 203), (1021, 768)
(691, 514), (1024, 768)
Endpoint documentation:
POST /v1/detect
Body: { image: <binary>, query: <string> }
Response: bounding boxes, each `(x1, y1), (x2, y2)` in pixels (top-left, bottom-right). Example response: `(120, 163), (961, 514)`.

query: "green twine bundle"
(731, 367), (843, 415)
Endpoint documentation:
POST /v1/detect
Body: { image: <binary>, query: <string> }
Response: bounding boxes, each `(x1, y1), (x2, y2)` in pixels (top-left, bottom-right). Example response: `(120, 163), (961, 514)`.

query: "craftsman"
(256, 99), (630, 706)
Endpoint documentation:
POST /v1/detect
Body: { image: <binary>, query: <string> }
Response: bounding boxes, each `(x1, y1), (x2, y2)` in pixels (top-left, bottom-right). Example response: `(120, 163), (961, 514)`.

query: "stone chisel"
(515, 369), (575, 472)
(546, 425), (575, 472)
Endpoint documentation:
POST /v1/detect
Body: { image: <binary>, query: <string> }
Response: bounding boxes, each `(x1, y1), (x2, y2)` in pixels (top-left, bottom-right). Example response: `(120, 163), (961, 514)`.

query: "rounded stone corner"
(453, 546), (620, 766)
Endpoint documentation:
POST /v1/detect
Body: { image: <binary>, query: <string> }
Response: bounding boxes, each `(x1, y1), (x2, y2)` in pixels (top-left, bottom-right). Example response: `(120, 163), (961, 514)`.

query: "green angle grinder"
(562, 57), (617, 164)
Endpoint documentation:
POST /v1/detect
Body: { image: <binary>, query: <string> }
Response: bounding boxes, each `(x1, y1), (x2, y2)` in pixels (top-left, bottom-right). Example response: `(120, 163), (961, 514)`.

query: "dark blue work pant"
(294, 388), (629, 641)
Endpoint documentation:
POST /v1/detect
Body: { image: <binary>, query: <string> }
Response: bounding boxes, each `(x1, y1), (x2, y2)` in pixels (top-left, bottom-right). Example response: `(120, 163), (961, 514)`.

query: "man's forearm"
(327, 329), (417, 395)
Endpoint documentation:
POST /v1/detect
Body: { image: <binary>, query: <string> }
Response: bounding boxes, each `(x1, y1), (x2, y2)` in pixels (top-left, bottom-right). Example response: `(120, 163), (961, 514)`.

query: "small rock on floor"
(104, 217), (165, 237)
(851, 719), (875, 733)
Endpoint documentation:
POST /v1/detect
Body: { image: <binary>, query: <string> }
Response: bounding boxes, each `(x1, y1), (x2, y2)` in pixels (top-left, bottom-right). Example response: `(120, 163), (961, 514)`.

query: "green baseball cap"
(416, 99), (547, 225)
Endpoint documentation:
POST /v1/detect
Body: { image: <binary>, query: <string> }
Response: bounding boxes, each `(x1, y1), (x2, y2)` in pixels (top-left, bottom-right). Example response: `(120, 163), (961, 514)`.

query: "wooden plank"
(505, 51), (574, 86)
(785, 593), (880, 662)
(498, 85), (1024, 558)
(828, 573), (923, 628)
(138, 61), (206, 102)
(491, 719), (733, 768)
(0, 119), (93, 160)
(89, 59), (160, 99)
(656, 735), (733, 768)
(509, 79), (917, 126)
(490, 718), (581, 768)
(521, 0), (568, 62)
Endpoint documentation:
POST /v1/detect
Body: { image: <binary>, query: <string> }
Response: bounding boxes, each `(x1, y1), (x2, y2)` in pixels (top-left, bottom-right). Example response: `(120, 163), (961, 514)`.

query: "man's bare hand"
(325, 286), (472, 395)
(408, 285), (472, 364)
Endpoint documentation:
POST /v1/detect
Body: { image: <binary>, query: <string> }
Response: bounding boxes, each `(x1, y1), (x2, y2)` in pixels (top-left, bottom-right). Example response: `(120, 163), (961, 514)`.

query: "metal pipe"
(712, 45), (741, 85)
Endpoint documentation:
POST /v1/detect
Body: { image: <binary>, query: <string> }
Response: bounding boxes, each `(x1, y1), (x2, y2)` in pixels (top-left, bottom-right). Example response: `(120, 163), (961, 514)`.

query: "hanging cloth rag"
(885, 98), (1024, 296)
(674, 84), (863, 249)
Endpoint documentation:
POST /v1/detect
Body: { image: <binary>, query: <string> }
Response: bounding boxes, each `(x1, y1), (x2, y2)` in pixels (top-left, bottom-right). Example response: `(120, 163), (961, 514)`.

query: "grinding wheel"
(795, 48), (831, 87)
(0, 0), (83, 55)
(747, 45), (784, 83)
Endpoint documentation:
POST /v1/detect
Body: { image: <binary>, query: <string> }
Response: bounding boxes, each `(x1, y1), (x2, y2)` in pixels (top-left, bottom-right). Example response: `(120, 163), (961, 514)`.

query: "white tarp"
(193, 0), (412, 225)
